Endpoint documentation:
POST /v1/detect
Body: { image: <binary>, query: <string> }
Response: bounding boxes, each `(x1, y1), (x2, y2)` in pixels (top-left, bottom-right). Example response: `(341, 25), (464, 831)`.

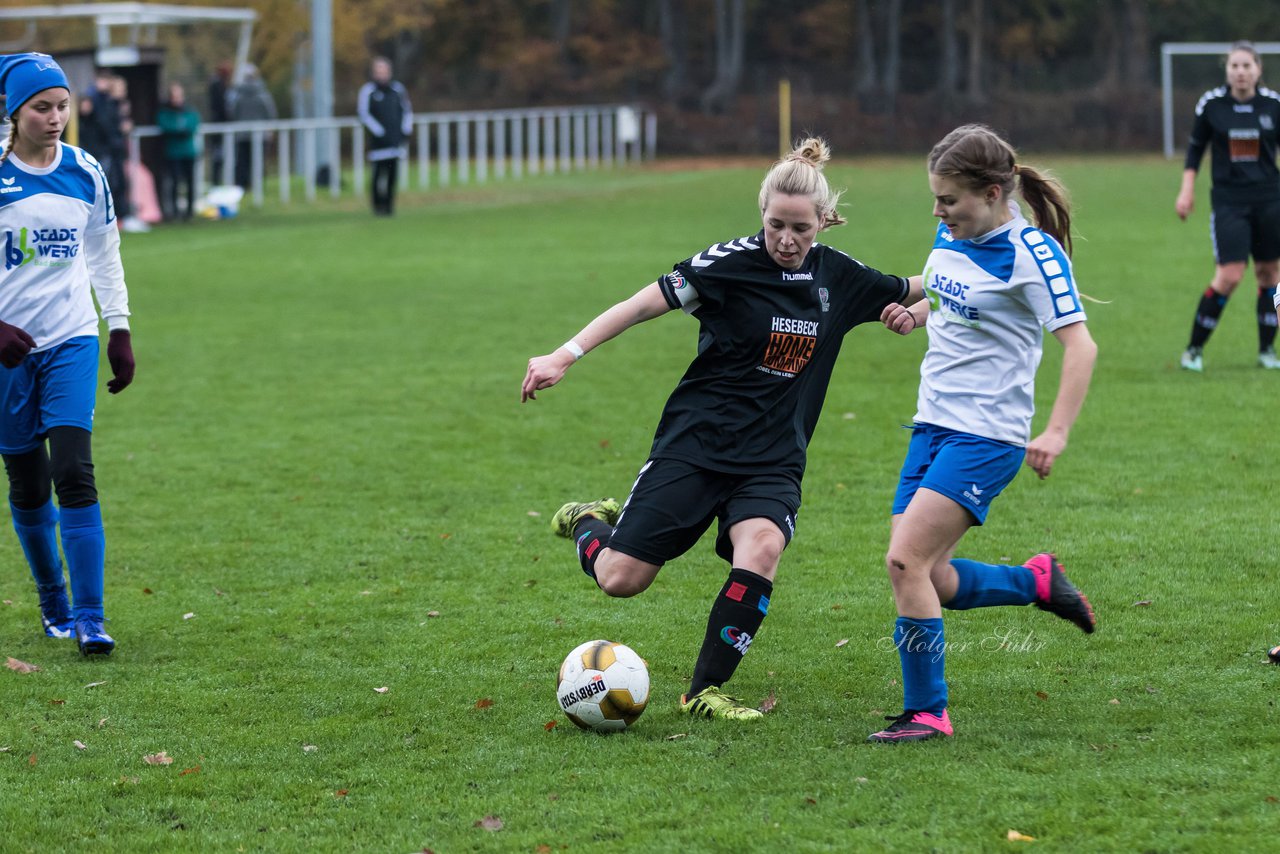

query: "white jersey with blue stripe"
(915, 206), (1085, 446)
(0, 142), (129, 353)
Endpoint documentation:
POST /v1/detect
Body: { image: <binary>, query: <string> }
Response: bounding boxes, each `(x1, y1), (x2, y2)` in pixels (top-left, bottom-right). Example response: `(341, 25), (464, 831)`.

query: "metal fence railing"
(131, 104), (658, 208)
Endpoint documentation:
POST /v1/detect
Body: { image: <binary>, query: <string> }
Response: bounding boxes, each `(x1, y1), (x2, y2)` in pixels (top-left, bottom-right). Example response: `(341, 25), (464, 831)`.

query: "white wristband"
(1274, 288), (1280, 310)
(561, 339), (584, 361)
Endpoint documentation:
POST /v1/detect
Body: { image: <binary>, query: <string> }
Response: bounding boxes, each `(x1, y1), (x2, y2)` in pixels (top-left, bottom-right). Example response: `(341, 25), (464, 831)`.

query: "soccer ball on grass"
(556, 639), (649, 732)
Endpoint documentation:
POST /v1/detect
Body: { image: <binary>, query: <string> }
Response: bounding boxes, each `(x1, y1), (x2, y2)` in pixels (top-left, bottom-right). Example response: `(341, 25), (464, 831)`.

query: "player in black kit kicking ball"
(522, 138), (922, 720)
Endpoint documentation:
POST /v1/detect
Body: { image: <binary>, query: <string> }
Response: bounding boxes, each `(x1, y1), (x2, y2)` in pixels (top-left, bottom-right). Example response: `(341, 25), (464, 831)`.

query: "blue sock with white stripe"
(11, 499), (65, 592)
(60, 503), (106, 620)
(944, 558), (1037, 609)
(896, 616), (947, 714)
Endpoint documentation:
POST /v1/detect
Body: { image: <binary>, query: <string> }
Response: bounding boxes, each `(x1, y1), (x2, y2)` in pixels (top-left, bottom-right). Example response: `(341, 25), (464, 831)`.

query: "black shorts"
(606, 457), (801, 567)
(1210, 197), (1280, 265)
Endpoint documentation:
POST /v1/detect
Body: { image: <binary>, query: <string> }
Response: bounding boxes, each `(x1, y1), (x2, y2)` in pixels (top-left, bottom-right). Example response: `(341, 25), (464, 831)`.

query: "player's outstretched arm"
(521, 281), (672, 402)
(1025, 321), (1097, 479)
(1175, 168), (1197, 221)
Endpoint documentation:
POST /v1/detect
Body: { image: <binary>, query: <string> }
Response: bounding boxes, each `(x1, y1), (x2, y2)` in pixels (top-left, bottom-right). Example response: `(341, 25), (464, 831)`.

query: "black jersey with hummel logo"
(1185, 86), (1280, 204)
(651, 230), (908, 481)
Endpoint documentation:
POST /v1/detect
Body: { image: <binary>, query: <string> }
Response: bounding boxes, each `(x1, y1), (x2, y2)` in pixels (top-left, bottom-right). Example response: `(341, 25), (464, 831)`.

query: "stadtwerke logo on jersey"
(4, 227), (81, 270)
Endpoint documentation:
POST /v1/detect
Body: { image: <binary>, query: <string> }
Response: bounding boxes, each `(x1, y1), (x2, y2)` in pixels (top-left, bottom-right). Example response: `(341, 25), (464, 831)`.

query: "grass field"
(1, 154), (1278, 852)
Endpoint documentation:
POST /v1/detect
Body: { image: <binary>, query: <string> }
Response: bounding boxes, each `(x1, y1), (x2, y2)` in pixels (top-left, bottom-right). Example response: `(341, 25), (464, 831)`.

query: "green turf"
(1, 156), (1278, 852)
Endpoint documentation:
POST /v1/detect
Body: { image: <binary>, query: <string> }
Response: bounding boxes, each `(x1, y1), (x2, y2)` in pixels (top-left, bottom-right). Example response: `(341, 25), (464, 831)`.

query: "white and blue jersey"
(915, 205), (1085, 446)
(0, 142), (130, 352)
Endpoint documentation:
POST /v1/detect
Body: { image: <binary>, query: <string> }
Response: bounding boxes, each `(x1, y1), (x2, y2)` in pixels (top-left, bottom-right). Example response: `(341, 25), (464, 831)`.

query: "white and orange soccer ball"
(556, 639), (649, 732)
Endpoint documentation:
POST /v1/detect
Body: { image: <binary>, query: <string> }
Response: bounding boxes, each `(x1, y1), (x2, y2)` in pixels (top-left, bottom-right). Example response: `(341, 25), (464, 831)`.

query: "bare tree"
(940, 0), (959, 94)
(855, 0), (878, 99)
(966, 0), (985, 104)
(700, 0), (745, 114)
(657, 0), (688, 103)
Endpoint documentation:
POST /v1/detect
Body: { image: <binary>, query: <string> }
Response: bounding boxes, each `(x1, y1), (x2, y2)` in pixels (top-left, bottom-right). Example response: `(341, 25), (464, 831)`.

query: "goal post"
(1162, 41), (1280, 158)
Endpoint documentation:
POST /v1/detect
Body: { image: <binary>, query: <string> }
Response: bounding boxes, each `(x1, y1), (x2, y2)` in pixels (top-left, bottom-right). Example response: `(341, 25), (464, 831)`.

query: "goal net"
(1162, 42), (1280, 158)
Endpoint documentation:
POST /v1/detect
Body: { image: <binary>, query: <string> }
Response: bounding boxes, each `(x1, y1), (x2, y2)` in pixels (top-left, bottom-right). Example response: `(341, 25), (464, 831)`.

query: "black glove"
(106, 329), (135, 394)
(0, 320), (36, 368)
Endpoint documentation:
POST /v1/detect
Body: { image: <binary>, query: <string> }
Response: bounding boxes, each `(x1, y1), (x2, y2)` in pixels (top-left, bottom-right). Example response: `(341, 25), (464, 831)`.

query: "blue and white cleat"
(75, 616), (115, 657)
(39, 586), (75, 639)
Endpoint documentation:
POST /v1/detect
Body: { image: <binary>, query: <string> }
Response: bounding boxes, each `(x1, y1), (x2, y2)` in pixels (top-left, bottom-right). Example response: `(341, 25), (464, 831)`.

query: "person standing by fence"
(227, 64), (276, 191)
(156, 82), (200, 222)
(357, 57), (413, 216)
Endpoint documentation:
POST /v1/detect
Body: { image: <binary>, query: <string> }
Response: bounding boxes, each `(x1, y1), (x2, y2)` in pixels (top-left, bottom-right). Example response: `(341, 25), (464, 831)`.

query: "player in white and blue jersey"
(0, 53), (135, 656)
(868, 125), (1098, 743)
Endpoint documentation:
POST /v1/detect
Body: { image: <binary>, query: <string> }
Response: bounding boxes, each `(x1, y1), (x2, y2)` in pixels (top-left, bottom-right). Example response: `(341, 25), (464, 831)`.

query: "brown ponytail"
(0, 114), (16, 167)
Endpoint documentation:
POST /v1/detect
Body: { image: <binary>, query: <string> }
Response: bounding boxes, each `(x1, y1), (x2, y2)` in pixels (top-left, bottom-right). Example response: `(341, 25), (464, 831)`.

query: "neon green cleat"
(680, 686), (764, 721)
(550, 498), (620, 538)
(1180, 347), (1203, 372)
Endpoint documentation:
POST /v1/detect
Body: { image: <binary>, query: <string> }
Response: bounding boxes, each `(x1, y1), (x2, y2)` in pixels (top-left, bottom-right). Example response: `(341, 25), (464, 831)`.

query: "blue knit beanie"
(0, 53), (70, 114)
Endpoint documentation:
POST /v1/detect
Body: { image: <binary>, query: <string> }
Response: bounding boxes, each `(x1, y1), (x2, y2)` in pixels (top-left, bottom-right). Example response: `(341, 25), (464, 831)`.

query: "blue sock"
(60, 503), (106, 620)
(11, 499), (65, 591)
(896, 616), (947, 714)
(945, 558), (1037, 610)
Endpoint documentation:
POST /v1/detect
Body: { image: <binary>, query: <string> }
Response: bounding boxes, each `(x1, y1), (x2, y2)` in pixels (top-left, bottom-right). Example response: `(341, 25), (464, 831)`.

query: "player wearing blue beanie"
(1, 52), (135, 656)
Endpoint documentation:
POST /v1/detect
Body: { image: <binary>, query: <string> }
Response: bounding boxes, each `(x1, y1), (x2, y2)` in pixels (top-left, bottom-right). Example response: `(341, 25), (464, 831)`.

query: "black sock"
(1189, 287), (1228, 349)
(571, 517), (613, 582)
(1258, 287), (1278, 352)
(687, 568), (773, 698)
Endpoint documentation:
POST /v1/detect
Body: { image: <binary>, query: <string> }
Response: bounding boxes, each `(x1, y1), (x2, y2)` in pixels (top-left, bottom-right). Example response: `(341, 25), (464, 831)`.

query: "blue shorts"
(891, 423), (1025, 525)
(0, 336), (99, 455)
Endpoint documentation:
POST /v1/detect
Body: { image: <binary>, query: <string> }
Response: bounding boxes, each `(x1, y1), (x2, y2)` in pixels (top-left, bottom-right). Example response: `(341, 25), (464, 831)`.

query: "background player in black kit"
(522, 138), (922, 720)
(1176, 40), (1280, 372)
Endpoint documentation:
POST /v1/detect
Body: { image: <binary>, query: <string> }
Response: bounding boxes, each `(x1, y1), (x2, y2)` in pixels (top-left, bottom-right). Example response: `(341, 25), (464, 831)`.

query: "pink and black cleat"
(867, 709), (954, 743)
(1026, 553), (1096, 634)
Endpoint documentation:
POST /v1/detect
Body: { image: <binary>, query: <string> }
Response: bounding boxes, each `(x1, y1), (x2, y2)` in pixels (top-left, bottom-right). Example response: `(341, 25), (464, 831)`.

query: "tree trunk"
(940, 0), (959, 95)
(882, 0), (901, 113)
(855, 0), (877, 98)
(966, 0), (985, 104)
(657, 0), (688, 104)
(1123, 0), (1151, 87)
(700, 0), (746, 115)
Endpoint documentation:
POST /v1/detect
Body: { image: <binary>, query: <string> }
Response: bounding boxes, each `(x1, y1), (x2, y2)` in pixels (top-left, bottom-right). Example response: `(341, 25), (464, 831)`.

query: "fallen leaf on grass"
(143, 752), (174, 766)
(759, 691), (778, 714)
(855, 777), (868, 784)
(335, 789), (348, 798)
(179, 766), (201, 776)
(142, 588), (153, 595)
(1035, 691), (1049, 701)
(1132, 600), (1153, 607)
(665, 733), (687, 741)
(1266, 795), (1278, 804)
(182, 612), (195, 620)
(2, 599), (11, 605)
(536, 846), (553, 854)
(374, 687), (389, 694)
(831, 603), (843, 610)
(50, 699), (65, 706)
(213, 587), (225, 597)
(527, 510), (541, 517)
(475, 698), (494, 710)
(73, 741), (87, 751)
(835, 638), (849, 648)
(1109, 699), (1120, 705)
(85, 681), (107, 689)
(359, 590), (372, 596)
(439, 533), (452, 540)
(301, 744), (318, 753)
(426, 611), (440, 618)
(544, 720), (556, 731)
(0, 747), (9, 752)
(1007, 829), (1036, 842)
(5, 657), (40, 674)
(29, 754), (37, 766)
(805, 797), (817, 805)
(96, 717), (108, 729)
(475, 815), (503, 831)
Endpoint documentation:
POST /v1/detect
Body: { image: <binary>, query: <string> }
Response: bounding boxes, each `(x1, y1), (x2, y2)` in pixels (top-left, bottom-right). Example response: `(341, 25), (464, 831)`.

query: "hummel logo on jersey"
(689, 235), (760, 268)
(782, 271), (813, 280)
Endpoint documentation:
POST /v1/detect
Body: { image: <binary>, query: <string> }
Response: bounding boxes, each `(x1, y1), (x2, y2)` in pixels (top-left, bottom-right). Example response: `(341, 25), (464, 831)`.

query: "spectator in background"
(357, 57), (413, 216)
(79, 70), (147, 233)
(206, 61), (231, 184)
(156, 82), (200, 221)
(227, 63), (277, 191)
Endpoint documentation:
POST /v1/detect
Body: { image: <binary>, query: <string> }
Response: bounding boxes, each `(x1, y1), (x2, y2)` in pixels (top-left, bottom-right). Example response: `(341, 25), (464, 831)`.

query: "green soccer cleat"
(550, 498), (621, 539)
(680, 686), (764, 721)
(1180, 347), (1203, 372)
